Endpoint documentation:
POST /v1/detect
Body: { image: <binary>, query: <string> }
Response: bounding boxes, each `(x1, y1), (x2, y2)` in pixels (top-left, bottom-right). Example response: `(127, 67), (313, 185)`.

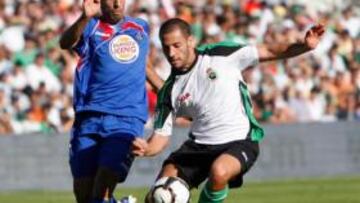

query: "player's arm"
(133, 77), (174, 156)
(133, 112), (173, 156)
(59, 0), (100, 49)
(257, 24), (324, 62)
(132, 134), (170, 157)
(146, 60), (164, 92)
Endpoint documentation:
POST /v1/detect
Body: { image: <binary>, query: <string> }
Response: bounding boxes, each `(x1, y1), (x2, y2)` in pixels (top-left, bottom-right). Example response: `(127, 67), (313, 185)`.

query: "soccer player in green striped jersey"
(133, 18), (324, 203)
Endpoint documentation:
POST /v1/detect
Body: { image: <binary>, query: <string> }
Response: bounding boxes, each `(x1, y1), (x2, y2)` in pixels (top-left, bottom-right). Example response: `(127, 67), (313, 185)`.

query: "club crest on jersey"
(109, 35), (139, 63)
(206, 68), (217, 80)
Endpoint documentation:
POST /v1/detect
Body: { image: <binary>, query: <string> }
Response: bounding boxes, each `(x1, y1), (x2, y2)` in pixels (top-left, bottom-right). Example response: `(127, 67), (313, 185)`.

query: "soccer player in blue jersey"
(59, 0), (156, 202)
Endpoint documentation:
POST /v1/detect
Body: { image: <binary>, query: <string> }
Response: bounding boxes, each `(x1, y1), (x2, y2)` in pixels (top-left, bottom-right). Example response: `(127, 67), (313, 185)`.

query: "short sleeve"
(153, 76), (175, 136)
(228, 45), (259, 71)
(197, 42), (259, 71)
(153, 111), (173, 136)
(142, 20), (150, 36)
(73, 18), (98, 57)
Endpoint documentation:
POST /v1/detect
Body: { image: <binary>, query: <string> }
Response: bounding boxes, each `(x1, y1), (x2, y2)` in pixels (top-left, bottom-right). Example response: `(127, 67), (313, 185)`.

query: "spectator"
(0, 0), (359, 135)
(25, 53), (61, 93)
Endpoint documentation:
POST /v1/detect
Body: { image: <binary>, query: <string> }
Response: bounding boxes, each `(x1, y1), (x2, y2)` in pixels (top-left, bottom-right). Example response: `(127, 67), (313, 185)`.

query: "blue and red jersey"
(73, 16), (150, 122)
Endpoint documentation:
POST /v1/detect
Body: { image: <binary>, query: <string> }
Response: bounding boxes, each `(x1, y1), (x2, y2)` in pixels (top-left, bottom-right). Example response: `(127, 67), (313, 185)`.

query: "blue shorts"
(69, 112), (145, 181)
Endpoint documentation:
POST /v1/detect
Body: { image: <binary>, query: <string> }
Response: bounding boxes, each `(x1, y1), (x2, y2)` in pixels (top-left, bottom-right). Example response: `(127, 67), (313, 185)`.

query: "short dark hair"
(159, 18), (192, 39)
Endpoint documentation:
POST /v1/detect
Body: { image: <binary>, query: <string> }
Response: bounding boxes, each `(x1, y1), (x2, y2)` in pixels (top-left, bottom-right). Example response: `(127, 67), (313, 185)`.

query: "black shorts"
(163, 139), (259, 189)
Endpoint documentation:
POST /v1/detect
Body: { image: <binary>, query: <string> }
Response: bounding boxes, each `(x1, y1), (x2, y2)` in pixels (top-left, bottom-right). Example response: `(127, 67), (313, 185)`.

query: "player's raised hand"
(305, 24), (325, 50)
(132, 138), (148, 157)
(82, 0), (101, 18)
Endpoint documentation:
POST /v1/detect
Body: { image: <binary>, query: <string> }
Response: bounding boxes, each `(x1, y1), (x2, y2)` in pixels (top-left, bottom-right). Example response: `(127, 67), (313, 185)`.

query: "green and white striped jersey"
(154, 42), (264, 144)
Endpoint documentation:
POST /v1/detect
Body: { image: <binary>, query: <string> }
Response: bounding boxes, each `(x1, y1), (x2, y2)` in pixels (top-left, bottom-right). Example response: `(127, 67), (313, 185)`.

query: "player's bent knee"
(210, 164), (231, 185)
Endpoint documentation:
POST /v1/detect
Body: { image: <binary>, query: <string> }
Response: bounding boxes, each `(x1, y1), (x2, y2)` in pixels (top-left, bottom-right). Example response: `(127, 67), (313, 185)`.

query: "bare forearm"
(146, 62), (164, 92)
(259, 42), (312, 62)
(59, 14), (90, 49)
(272, 42), (312, 59)
(144, 135), (169, 156)
(144, 145), (163, 157)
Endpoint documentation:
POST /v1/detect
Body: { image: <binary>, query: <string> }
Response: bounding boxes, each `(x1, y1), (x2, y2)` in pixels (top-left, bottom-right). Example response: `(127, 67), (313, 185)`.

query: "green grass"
(1, 176), (359, 203)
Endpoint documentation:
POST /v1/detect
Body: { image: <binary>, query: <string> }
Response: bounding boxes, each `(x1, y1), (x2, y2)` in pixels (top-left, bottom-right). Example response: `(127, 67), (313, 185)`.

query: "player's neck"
(184, 50), (198, 70)
(176, 51), (198, 74)
(100, 16), (125, 25)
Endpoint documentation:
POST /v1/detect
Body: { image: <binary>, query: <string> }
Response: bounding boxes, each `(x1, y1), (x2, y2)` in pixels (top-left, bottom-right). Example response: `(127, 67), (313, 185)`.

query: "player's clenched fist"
(132, 138), (149, 157)
(82, 0), (101, 18)
(305, 24), (325, 50)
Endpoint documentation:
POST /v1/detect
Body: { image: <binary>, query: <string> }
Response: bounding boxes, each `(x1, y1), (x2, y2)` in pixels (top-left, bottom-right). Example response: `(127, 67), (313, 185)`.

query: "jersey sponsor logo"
(178, 93), (190, 103)
(206, 68), (217, 80)
(109, 35), (139, 63)
(177, 93), (192, 106)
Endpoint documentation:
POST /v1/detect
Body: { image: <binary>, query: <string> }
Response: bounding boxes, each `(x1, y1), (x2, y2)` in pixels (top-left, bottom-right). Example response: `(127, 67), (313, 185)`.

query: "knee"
(210, 164), (231, 186)
(160, 163), (178, 177)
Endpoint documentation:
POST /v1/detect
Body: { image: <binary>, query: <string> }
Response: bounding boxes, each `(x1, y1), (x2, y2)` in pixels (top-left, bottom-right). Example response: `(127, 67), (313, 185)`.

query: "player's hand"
(82, 0), (101, 18)
(132, 138), (148, 157)
(305, 24), (325, 50)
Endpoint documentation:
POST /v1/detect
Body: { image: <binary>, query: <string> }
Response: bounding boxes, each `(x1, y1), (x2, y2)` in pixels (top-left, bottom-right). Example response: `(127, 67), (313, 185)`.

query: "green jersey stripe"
(239, 81), (264, 141)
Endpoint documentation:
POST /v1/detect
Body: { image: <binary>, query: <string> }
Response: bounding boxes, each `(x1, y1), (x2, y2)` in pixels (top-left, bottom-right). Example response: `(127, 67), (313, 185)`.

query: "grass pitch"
(0, 176), (359, 203)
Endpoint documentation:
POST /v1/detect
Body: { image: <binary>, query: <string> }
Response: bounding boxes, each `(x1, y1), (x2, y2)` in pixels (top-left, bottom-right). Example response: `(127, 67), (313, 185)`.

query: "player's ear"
(188, 35), (197, 49)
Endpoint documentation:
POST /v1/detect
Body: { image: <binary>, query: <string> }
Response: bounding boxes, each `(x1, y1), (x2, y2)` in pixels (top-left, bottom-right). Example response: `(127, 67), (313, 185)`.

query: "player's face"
(161, 29), (196, 71)
(101, 0), (125, 23)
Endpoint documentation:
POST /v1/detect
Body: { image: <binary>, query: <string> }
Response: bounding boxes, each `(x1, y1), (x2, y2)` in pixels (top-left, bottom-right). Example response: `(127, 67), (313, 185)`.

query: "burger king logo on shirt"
(109, 35), (139, 63)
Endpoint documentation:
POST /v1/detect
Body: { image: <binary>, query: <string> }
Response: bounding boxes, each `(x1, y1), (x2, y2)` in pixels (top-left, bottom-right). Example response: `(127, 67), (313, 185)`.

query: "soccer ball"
(119, 195), (137, 203)
(148, 176), (190, 203)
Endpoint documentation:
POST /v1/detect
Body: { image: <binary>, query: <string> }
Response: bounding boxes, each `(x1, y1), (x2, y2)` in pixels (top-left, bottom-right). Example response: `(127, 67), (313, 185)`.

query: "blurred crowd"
(0, 0), (359, 135)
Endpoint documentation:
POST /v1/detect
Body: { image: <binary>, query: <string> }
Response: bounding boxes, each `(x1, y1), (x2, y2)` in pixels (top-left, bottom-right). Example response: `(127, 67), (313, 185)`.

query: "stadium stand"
(0, 0), (359, 135)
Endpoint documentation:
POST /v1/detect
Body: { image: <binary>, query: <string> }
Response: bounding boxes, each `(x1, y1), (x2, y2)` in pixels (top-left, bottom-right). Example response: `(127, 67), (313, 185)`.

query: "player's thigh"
(210, 153), (242, 182)
(225, 140), (259, 175)
(162, 140), (213, 188)
(97, 135), (135, 183)
(69, 135), (99, 179)
(92, 136), (135, 198)
(211, 140), (259, 182)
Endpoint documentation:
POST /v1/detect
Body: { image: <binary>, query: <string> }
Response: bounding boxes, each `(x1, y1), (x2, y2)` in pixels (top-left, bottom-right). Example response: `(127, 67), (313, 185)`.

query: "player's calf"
(198, 181), (229, 203)
(92, 167), (119, 202)
(73, 178), (95, 203)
